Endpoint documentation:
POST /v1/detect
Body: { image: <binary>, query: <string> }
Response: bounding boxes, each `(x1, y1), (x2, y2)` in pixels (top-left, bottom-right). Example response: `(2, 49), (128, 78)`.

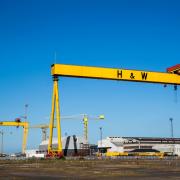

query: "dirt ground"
(0, 158), (180, 179)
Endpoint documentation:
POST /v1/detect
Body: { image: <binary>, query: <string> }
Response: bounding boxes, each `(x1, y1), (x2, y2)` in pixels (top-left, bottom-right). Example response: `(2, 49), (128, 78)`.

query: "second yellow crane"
(0, 119), (28, 154)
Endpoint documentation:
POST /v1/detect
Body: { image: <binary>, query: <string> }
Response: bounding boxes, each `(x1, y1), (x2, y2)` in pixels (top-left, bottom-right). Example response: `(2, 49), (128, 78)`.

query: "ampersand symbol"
(130, 73), (135, 79)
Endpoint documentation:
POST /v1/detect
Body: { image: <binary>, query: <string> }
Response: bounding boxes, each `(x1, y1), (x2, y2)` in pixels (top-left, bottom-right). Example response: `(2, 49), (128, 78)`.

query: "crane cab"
(167, 64), (180, 75)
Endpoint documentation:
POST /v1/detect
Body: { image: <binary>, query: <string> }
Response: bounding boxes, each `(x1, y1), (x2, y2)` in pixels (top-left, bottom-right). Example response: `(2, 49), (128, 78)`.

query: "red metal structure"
(167, 64), (180, 75)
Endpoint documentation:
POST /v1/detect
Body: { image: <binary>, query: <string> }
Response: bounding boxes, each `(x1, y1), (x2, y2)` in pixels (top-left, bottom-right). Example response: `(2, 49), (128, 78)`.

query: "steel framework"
(48, 64), (180, 157)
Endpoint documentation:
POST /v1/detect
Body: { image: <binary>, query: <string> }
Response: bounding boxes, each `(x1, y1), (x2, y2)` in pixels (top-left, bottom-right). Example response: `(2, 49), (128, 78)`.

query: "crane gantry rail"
(48, 63), (180, 158)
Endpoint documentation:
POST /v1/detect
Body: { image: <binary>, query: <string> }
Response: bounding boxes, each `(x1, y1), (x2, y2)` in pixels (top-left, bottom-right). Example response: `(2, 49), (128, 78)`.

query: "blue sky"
(0, 0), (180, 153)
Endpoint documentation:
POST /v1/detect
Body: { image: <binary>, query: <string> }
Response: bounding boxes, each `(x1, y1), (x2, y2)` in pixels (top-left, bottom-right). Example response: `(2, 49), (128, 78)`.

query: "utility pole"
(25, 104), (28, 120)
(169, 118), (174, 138)
(138, 140), (141, 149)
(169, 118), (174, 155)
(99, 127), (102, 147)
(21, 104), (29, 121)
(99, 127), (103, 156)
(0, 130), (4, 154)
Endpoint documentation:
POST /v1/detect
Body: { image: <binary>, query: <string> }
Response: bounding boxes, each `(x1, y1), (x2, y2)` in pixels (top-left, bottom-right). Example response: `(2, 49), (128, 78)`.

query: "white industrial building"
(98, 137), (180, 156)
(26, 135), (97, 158)
(39, 136), (85, 150)
(38, 135), (95, 156)
(25, 149), (45, 158)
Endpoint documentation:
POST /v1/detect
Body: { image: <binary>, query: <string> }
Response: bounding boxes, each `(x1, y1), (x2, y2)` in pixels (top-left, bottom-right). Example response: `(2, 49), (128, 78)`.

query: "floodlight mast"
(169, 118), (174, 138)
(47, 64), (180, 158)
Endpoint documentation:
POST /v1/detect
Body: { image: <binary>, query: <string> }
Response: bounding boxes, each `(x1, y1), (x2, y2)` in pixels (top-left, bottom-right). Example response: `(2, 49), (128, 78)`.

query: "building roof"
(123, 137), (180, 141)
(108, 137), (180, 144)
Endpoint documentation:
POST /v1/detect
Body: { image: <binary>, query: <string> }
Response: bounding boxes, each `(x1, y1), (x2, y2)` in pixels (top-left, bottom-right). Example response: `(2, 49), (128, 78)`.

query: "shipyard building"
(98, 137), (180, 156)
(26, 136), (180, 157)
(38, 135), (97, 156)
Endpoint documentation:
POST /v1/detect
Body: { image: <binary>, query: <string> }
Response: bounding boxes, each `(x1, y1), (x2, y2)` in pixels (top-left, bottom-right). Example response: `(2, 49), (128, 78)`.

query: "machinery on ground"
(48, 64), (180, 158)
(104, 150), (164, 158)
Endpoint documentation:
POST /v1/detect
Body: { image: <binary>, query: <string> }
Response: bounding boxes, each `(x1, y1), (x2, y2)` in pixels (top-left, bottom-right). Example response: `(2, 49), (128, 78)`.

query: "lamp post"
(169, 118), (174, 138)
(0, 130), (4, 154)
(138, 140), (141, 149)
(24, 104), (28, 120)
(169, 118), (174, 155)
(99, 127), (103, 156)
(99, 127), (102, 147)
(20, 104), (29, 121)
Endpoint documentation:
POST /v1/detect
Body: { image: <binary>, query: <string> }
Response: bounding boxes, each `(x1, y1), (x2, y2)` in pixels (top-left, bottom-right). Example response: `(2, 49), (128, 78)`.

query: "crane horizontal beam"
(51, 64), (180, 85)
(30, 125), (49, 129)
(0, 121), (28, 154)
(0, 121), (28, 127)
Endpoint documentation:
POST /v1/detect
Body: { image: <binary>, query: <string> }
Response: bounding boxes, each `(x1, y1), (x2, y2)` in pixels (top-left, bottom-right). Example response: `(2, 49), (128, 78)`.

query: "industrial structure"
(0, 120), (29, 154)
(98, 136), (180, 156)
(48, 63), (180, 157)
(26, 135), (97, 157)
(82, 114), (104, 144)
(29, 113), (104, 143)
(0, 39), (179, 160)
(29, 124), (55, 142)
(40, 136), (87, 156)
(60, 114), (104, 144)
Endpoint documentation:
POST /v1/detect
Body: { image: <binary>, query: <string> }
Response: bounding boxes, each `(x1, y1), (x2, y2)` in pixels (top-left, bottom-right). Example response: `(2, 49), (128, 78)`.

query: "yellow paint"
(51, 64), (180, 85)
(83, 115), (88, 144)
(130, 152), (165, 157)
(0, 121), (28, 154)
(48, 63), (180, 157)
(81, 114), (105, 144)
(48, 76), (63, 157)
(105, 151), (164, 158)
(105, 151), (128, 156)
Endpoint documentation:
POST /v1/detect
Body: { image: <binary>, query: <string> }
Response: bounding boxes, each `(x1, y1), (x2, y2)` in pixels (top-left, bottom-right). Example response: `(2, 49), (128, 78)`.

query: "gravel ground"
(0, 158), (180, 179)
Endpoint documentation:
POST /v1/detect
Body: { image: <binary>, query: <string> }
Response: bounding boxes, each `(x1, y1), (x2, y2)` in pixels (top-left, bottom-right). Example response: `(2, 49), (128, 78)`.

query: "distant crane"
(61, 114), (105, 144)
(0, 119), (29, 154)
(29, 124), (50, 141)
(32, 114), (104, 144)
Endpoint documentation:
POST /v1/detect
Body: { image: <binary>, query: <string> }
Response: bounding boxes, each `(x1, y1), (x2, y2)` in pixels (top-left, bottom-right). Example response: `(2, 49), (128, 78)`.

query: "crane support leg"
(48, 77), (55, 153)
(47, 76), (63, 158)
(22, 124), (28, 154)
(42, 128), (47, 141)
(83, 116), (88, 144)
(0, 122), (29, 154)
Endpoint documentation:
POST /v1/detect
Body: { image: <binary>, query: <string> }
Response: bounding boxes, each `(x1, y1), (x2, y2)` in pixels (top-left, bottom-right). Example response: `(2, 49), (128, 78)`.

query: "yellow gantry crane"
(0, 120), (29, 154)
(48, 64), (180, 158)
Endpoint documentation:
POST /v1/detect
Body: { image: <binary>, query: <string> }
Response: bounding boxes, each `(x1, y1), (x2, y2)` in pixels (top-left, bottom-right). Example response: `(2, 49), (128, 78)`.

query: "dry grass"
(0, 158), (180, 179)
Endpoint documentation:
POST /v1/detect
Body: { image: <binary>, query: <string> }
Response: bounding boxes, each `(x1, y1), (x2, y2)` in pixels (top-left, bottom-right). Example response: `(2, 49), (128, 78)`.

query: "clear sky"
(0, 0), (180, 153)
